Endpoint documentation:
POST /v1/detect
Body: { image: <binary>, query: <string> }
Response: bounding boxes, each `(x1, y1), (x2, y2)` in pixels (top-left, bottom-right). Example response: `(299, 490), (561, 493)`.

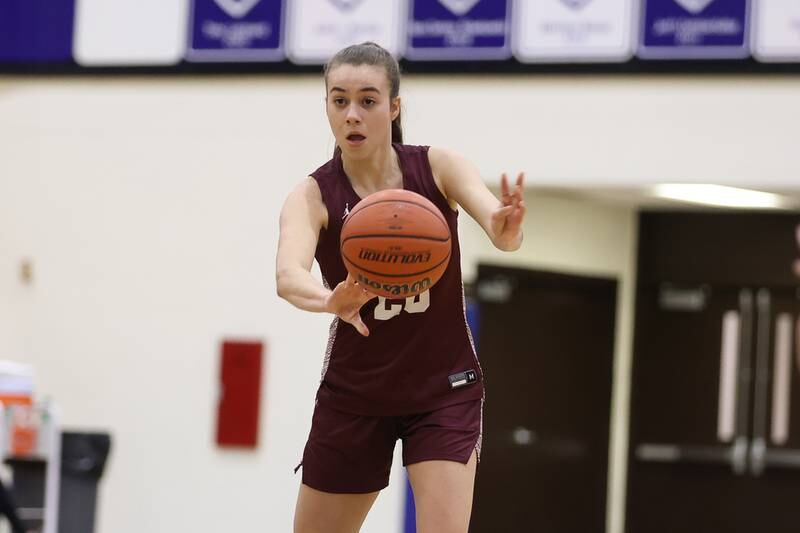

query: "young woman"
(276, 42), (525, 533)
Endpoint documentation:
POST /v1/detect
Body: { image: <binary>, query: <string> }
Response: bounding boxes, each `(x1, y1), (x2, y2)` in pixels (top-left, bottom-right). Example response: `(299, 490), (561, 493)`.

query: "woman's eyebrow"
(329, 86), (381, 94)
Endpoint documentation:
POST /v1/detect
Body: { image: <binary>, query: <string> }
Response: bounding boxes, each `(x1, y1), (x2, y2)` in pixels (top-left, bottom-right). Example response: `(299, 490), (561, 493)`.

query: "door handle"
(635, 437), (748, 474)
(734, 289), (754, 446)
(761, 448), (800, 469)
(770, 313), (794, 446)
(749, 310), (800, 476)
(717, 310), (740, 442)
(749, 289), (772, 476)
(511, 426), (536, 446)
(750, 439), (800, 471)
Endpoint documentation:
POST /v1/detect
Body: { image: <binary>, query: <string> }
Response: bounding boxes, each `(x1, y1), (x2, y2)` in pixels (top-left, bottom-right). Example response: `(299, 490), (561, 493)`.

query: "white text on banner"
(513, 0), (636, 63)
(286, 0), (405, 65)
(638, 0), (750, 59)
(405, 0), (512, 61)
(187, 0), (286, 62)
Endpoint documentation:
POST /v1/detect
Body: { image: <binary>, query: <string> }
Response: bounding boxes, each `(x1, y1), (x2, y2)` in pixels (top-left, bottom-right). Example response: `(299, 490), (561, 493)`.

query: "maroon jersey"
(310, 144), (484, 416)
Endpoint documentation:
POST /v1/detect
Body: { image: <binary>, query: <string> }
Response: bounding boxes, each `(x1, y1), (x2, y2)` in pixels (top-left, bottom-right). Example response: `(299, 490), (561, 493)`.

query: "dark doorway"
(470, 264), (617, 533)
(627, 212), (800, 533)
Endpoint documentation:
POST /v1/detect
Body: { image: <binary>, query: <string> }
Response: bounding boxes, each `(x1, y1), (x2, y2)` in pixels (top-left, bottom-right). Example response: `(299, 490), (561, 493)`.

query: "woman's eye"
(333, 98), (346, 105)
(363, 98), (376, 106)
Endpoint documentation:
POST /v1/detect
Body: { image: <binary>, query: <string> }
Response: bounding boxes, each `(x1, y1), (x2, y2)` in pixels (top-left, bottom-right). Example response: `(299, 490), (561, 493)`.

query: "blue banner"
(639, 0), (750, 59)
(407, 0), (512, 60)
(0, 0), (76, 62)
(187, 0), (285, 62)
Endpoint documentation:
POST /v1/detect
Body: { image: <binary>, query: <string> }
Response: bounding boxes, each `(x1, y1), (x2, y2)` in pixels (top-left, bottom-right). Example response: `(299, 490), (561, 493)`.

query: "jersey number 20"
(374, 290), (430, 320)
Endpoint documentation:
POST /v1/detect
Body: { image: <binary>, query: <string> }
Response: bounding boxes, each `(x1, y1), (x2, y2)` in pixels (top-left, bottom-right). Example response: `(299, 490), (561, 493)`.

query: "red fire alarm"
(216, 340), (264, 448)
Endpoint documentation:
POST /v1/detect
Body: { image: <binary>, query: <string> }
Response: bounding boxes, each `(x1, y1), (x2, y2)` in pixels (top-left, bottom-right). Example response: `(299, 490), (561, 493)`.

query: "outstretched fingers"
(515, 172), (525, 198)
(500, 172), (525, 208)
(509, 200), (526, 228)
(335, 274), (375, 336)
(500, 173), (512, 207)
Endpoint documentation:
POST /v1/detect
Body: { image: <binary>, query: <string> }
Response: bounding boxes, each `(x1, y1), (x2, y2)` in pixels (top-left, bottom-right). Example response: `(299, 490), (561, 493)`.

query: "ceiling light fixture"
(652, 184), (793, 209)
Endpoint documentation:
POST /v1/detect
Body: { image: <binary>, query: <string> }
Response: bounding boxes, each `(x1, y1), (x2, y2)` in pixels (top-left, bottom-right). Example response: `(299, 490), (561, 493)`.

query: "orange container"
(11, 424), (37, 456)
(0, 394), (33, 407)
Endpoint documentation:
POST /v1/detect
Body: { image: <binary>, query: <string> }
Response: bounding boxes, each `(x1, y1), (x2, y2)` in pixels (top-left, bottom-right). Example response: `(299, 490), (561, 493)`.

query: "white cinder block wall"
(2, 75), (798, 533)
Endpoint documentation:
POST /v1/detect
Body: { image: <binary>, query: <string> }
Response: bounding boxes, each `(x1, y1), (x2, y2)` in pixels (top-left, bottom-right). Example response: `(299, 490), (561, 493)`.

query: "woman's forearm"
(276, 268), (332, 313)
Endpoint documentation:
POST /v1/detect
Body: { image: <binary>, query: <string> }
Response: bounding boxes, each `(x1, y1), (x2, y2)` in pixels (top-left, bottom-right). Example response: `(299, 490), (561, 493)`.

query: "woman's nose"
(345, 105), (361, 124)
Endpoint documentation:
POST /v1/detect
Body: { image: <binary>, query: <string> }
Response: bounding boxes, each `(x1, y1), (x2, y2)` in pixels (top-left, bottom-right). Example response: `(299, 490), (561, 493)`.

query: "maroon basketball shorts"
(295, 398), (483, 494)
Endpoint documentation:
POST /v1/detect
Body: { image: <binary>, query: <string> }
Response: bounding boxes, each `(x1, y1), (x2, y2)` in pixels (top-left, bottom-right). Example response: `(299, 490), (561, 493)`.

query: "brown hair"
(324, 42), (403, 146)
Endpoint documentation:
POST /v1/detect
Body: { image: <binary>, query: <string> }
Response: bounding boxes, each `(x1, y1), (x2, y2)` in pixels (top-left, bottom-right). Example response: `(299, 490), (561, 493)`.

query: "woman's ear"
(391, 97), (401, 121)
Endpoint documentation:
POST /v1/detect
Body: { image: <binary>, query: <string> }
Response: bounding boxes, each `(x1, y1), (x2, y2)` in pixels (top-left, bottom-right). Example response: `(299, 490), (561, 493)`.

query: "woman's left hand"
(490, 172), (526, 251)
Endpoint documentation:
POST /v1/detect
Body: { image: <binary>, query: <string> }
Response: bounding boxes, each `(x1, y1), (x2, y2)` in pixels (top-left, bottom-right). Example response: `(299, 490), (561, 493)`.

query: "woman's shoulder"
(285, 176), (323, 206)
(394, 143), (432, 158)
(425, 145), (462, 175)
(282, 176), (328, 229)
(396, 143), (456, 171)
(310, 152), (339, 180)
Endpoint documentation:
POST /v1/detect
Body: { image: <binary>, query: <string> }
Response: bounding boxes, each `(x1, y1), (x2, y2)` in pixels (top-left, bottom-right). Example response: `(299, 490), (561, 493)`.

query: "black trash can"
(58, 432), (111, 533)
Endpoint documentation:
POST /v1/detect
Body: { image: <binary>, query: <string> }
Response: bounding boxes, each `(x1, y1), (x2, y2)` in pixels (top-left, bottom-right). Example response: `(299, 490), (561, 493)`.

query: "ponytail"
(391, 108), (403, 144)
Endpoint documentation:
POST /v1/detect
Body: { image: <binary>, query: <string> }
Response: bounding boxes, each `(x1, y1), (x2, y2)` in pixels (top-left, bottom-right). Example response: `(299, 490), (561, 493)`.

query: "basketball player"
(276, 42), (525, 533)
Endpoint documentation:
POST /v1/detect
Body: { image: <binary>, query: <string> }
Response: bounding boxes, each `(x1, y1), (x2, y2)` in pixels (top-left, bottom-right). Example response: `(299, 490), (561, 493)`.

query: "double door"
(628, 282), (800, 532)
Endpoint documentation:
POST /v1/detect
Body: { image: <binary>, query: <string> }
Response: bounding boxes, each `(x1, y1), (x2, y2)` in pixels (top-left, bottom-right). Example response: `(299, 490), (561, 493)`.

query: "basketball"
(340, 189), (452, 298)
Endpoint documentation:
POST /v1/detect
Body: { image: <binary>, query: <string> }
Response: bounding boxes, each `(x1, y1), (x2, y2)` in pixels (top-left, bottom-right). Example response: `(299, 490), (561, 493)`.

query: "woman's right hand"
(325, 274), (377, 336)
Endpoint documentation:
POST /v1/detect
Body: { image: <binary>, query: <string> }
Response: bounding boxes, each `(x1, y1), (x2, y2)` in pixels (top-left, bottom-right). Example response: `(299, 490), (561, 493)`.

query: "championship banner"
(406, 0), (512, 60)
(74, 0), (188, 66)
(752, 0), (800, 62)
(0, 0), (75, 62)
(639, 0), (750, 59)
(513, 0), (636, 63)
(187, 0), (285, 61)
(286, 0), (405, 65)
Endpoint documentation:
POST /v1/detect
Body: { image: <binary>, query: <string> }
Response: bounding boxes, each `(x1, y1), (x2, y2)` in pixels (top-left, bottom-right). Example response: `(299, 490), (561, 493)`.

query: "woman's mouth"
(346, 134), (366, 146)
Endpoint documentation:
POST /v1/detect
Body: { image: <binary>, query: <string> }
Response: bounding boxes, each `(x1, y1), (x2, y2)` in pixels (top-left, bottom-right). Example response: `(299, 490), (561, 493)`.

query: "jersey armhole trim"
(422, 146), (459, 214)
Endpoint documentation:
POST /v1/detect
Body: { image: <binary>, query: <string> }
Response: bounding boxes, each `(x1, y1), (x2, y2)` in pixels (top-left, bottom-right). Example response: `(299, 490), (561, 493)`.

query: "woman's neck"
(341, 143), (402, 195)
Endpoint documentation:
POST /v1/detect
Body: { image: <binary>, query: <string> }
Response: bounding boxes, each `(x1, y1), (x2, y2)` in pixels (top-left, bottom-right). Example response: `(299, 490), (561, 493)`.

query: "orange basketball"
(340, 189), (452, 298)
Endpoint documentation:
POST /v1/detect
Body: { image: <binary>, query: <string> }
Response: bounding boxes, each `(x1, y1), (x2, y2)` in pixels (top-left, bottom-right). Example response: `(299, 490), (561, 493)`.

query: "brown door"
(628, 212), (800, 533)
(627, 283), (755, 533)
(470, 264), (617, 533)
(740, 287), (800, 530)
(627, 285), (800, 533)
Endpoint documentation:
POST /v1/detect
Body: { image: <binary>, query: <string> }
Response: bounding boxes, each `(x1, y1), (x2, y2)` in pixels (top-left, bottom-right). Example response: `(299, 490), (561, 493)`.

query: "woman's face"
(325, 64), (400, 160)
